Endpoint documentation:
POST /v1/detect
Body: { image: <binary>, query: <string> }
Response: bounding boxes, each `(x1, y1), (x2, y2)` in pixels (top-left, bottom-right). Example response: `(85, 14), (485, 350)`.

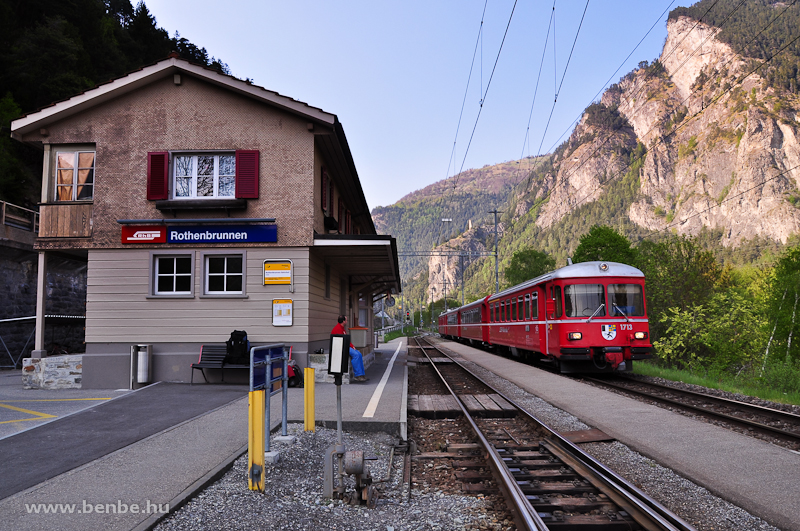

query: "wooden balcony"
(38, 203), (93, 238)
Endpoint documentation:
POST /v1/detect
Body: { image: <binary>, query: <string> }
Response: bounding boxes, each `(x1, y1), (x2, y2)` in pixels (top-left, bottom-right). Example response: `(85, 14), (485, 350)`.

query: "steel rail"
(412, 337), (548, 531)
(624, 378), (800, 423)
(587, 377), (800, 444)
(422, 335), (697, 531)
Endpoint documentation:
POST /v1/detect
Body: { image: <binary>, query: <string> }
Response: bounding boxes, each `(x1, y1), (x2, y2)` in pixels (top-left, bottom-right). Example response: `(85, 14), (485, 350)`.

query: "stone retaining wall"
(1, 247), (87, 366)
(22, 355), (83, 389)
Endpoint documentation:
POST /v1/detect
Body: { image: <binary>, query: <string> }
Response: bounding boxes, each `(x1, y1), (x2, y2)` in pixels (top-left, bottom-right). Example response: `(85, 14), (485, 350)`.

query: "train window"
(517, 297), (523, 320)
(511, 298), (517, 320)
(499, 301), (504, 321)
(552, 286), (562, 317)
(608, 284), (645, 316)
(564, 284), (605, 318)
(507, 299), (512, 320)
(524, 295), (530, 320)
(531, 292), (538, 319)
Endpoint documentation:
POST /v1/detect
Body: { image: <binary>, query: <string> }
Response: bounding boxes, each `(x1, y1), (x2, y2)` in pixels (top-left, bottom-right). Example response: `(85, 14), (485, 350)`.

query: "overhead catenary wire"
(434, 1), (796, 295)
(564, 1), (799, 219)
(521, 0), (768, 217)
(520, 0), (727, 193)
(436, 0), (518, 246)
(514, 0), (677, 186)
(441, 0), (586, 244)
(438, 0), (488, 246)
(553, 5), (800, 244)
(454, 0), (797, 292)
(532, 0), (744, 214)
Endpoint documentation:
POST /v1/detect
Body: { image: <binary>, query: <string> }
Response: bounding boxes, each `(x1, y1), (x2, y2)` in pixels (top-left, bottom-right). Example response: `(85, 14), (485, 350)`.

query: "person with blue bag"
(331, 315), (368, 382)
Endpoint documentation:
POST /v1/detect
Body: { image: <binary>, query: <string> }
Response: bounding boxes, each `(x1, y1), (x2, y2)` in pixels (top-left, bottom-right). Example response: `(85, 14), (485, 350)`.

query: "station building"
(10, 54), (400, 389)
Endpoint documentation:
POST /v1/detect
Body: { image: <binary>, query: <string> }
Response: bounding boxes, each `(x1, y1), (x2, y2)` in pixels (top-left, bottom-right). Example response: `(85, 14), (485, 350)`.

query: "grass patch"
(634, 361), (800, 406)
(382, 326), (416, 343)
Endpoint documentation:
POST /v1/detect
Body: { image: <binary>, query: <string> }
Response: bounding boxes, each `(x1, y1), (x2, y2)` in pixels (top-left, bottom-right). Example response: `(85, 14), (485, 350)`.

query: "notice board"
(272, 299), (293, 326)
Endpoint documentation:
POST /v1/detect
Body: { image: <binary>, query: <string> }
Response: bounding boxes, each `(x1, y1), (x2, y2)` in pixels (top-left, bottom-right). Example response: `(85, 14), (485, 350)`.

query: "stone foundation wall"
(22, 355), (83, 389)
(0, 247), (87, 366)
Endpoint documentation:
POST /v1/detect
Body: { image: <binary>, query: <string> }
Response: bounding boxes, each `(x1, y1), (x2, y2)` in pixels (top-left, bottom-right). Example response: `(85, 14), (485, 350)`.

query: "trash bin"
(130, 344), (153, 388)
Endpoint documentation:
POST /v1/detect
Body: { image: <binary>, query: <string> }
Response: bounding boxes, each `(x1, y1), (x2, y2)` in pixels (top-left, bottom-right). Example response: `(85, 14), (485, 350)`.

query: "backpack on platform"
(225, 330), (250, 365)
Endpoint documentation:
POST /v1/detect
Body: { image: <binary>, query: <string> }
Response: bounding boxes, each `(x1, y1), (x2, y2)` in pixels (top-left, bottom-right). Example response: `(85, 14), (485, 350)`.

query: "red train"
(438, 261), (653, 373)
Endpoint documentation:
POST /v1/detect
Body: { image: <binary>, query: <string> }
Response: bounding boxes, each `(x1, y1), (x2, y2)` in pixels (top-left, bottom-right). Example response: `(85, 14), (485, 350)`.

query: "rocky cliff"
(539, 16), (800, 245)
(394, 13), (800, 303)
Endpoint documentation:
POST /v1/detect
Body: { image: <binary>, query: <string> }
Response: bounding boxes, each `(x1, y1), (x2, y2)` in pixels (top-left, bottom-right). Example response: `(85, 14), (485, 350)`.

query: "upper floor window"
(56, 151), (95, 201)
(174, 154), (235, 199)
(147, 150), (259, 201)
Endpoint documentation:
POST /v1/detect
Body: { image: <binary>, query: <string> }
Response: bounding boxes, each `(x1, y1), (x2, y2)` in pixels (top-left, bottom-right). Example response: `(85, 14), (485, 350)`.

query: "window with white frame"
(55, 150), (95, 201)
(205, 254), (244, 294)
(174, 154), (236, 199)
(153, 255), (193, 295)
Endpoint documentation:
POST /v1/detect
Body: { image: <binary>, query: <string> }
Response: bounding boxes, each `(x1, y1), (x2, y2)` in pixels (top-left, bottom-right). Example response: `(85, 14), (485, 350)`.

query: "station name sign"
(122, 225), (277, 244)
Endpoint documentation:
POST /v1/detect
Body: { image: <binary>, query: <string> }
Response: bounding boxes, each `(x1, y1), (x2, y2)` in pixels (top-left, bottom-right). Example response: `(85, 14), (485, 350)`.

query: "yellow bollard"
(248, 390), (265, 491)
(304, 367), (315, 431)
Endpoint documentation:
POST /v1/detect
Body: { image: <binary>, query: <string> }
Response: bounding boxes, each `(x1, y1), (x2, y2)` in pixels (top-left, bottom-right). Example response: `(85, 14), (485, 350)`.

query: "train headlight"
(634, 331), (647, 340)
(568, 332), (582, 340)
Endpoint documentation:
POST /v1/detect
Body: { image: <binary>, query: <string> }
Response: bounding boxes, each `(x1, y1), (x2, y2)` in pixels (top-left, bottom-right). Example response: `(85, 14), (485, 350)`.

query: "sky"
(143, 0), (691, 210)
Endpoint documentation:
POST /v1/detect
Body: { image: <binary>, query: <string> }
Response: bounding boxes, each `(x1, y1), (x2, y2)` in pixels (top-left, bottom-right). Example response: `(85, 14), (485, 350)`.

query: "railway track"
(582, 377), (800, 451)
(407, 335), (695, 531)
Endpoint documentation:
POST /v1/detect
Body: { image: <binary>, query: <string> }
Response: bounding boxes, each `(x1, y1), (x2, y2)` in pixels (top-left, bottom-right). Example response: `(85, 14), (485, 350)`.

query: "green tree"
(653, 289), (766, 373)
(572, 225), (638, 265)
(503, 248), (555, 287)
(0, 93), (35, 204)
(637, 234), (723, 340)
(764, 244), (800, 365)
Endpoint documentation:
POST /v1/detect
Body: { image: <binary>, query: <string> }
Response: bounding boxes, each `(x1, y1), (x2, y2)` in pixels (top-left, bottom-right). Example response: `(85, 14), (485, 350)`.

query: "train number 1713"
(620, 324), (633, 330)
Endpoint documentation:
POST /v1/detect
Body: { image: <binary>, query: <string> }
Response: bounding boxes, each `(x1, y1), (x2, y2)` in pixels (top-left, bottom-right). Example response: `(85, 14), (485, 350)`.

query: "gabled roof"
(11, 54), (337, 137)
(10, 54), (378, 235)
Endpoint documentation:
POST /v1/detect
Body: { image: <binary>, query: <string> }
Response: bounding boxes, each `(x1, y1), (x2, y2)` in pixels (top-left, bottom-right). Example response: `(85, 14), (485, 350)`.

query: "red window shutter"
(235, 150), (259, 198)
(147, 152), (169, 200)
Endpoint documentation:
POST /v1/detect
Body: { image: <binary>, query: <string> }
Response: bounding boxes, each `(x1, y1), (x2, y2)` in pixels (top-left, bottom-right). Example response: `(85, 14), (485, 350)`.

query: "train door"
(481, 299), (490, 343)
(545, 283), (562, 356)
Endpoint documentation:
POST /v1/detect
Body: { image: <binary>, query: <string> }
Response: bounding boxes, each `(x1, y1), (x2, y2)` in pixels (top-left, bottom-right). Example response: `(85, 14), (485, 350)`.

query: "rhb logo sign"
(121, 226), (166, 244)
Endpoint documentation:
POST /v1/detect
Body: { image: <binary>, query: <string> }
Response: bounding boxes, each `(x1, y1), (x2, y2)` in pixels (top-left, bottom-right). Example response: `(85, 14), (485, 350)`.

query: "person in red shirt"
(331, 315), (368, 382)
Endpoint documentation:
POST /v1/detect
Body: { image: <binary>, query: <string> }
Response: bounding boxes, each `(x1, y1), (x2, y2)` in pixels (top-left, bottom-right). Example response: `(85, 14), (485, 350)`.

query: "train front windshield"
(564, 284), (605, 317)
(563, 283), (645, 318)
(608, 284), (645, 316)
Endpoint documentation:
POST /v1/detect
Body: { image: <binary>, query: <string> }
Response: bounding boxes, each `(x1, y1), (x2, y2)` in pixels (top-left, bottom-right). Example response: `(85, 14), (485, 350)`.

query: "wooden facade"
(38, 204), (93, 238)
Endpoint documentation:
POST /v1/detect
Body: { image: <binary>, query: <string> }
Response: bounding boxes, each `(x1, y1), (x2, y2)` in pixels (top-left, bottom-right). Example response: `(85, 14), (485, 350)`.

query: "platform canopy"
(313, 234), (400, 297)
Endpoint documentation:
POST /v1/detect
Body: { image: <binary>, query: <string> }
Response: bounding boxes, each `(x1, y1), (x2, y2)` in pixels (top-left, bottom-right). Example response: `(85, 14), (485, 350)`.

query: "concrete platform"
(441, 339), (800, 531)
(0, 338), (408, 531)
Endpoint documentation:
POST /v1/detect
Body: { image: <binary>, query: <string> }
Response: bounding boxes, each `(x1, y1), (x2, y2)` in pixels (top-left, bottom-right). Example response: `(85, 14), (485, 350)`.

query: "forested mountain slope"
(0, 0), (229, 206)
(371, 159), (532, 276)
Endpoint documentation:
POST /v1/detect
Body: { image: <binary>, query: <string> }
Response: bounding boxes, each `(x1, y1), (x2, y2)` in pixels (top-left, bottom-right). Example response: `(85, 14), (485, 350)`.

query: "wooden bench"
(190, 345), (248, 384)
